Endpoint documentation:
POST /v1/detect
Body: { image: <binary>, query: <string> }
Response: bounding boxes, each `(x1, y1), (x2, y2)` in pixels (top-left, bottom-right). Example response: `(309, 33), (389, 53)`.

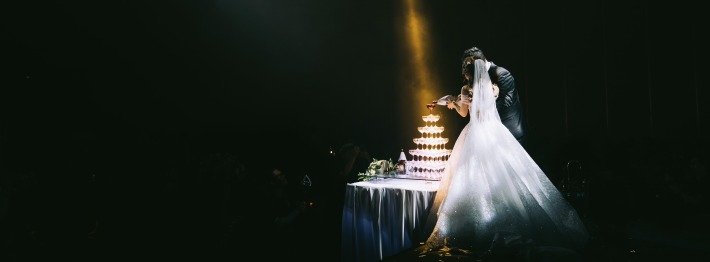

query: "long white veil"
(423, 59), (496, 228)
(470, 59), (499, 124)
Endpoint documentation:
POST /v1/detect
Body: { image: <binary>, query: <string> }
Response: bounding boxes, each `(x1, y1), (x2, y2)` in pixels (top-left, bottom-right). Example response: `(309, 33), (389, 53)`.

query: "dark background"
(1, 0), (708, 261)
(3, 0), (709, 163)
(3, 0), (708, 163)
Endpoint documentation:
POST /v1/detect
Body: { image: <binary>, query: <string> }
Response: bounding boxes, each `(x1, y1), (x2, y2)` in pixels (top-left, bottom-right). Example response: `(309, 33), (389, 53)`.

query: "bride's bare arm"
(447, 85), (470, 117)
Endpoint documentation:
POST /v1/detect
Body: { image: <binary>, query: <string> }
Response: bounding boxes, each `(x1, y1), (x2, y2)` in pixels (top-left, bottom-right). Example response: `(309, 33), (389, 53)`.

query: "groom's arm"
(495, 67), (516, 109)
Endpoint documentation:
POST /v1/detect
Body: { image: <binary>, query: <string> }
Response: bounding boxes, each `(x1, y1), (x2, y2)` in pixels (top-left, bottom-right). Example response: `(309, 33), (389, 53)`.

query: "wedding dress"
(421, 60), (589, 253)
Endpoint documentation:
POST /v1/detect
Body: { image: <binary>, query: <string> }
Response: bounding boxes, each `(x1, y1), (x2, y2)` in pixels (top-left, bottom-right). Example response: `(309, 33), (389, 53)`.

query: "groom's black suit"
(488, 62), (526, 147)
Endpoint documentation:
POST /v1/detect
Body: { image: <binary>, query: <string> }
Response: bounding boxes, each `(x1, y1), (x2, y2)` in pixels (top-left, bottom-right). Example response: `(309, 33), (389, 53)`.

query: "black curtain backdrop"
(1, 1), (708, 257)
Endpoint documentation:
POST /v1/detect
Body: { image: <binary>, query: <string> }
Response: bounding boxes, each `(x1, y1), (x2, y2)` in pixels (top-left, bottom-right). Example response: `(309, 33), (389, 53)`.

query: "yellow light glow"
(404, 0), (440, 115)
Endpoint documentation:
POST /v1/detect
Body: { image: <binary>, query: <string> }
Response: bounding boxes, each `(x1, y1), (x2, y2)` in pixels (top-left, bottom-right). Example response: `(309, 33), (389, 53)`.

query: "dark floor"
(2, 144), (709, 262)
(383, 215), (710, 262)
(3, 203), (709, 262)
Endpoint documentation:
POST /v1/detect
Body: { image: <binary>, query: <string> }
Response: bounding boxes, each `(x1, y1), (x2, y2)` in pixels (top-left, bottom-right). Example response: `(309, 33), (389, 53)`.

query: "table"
(341, 178), (439, 262)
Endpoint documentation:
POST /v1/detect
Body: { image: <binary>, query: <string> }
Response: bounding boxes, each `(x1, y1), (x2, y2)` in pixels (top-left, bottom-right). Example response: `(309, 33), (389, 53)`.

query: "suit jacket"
(488, 62), (526, 143)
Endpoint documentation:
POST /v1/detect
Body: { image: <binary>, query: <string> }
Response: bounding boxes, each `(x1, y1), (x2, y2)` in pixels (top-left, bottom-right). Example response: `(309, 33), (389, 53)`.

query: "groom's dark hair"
(461, 46), (486, 62)
(461, 47), (486, 77)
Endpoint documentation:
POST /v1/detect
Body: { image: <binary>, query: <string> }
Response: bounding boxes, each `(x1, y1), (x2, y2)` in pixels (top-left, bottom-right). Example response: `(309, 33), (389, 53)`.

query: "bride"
(419, 58), (589, 256)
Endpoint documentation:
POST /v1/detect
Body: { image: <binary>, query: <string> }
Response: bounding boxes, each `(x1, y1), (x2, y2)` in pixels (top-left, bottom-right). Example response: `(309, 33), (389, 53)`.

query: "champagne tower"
(406, 102), (452, 180)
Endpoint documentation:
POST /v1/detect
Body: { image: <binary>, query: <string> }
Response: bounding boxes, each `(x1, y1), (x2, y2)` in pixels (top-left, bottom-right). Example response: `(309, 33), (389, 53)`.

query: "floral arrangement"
(357, 158), (396, 181)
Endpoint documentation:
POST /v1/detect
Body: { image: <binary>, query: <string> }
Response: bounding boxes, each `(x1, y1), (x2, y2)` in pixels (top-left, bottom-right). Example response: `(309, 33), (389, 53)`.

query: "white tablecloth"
(341, 178), (439, 262)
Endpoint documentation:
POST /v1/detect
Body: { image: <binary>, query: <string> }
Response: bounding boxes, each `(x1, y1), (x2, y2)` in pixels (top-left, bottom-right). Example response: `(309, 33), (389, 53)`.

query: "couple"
(418, 47), (589, 258)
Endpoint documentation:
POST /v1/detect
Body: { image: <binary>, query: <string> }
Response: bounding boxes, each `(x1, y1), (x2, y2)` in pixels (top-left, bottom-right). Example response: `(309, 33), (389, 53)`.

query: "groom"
(461, 46), (527, 147)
